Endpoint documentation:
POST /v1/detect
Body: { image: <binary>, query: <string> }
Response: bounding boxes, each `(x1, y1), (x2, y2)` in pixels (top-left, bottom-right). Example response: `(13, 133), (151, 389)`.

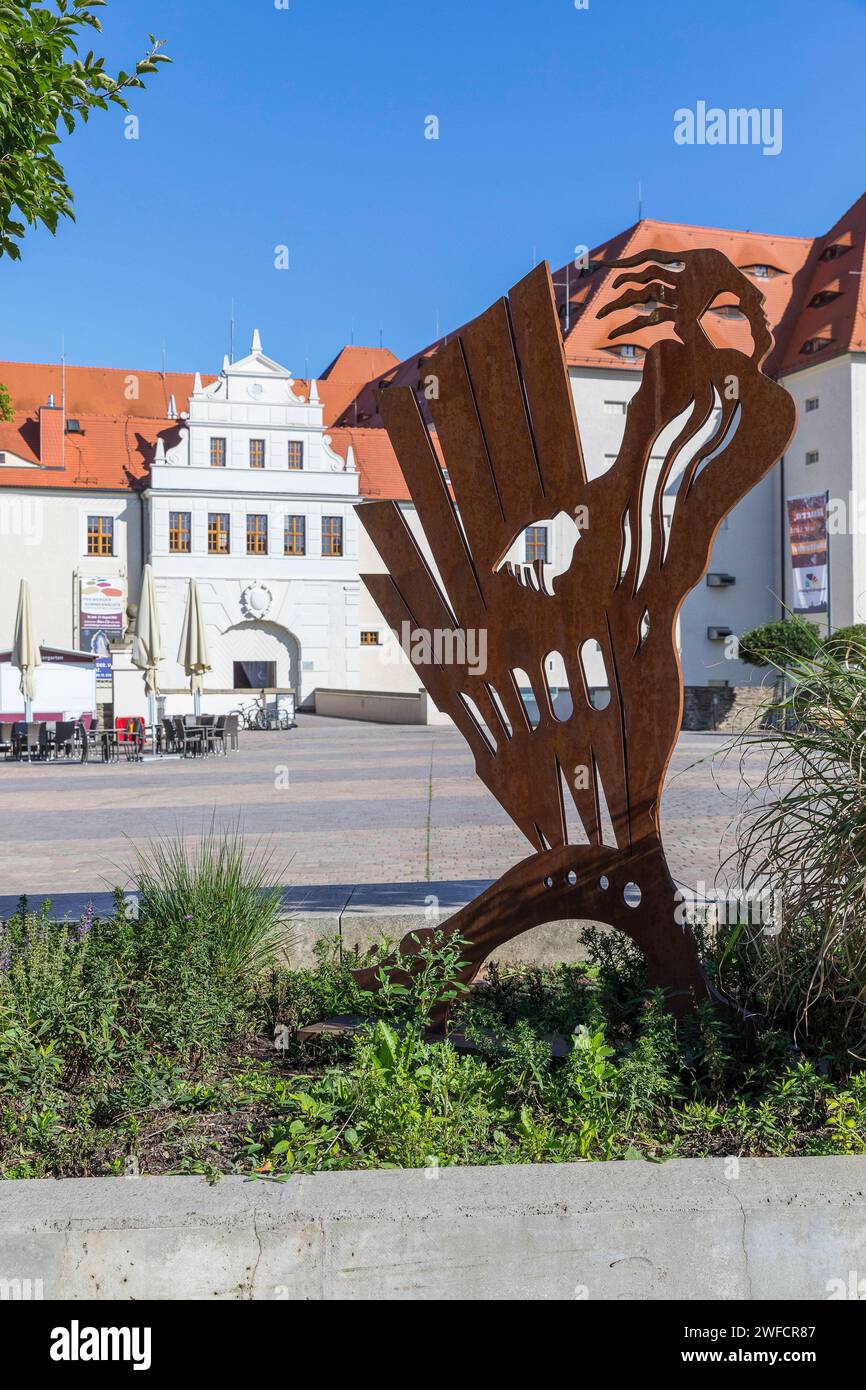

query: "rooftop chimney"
(39, 396), (64, 469)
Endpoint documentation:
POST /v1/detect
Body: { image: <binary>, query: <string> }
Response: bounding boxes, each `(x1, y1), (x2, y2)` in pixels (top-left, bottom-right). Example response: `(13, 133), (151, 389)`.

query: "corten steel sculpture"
(353, 248), (796, 1021)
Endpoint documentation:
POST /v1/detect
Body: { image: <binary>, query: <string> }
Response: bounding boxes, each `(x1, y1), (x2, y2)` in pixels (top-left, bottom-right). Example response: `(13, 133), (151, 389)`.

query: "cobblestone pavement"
(0, 714), (769, 911)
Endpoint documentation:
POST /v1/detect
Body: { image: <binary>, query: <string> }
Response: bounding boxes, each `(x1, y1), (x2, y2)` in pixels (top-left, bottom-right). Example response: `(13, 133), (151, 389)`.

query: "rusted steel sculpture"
(354, 249), (795, 1019)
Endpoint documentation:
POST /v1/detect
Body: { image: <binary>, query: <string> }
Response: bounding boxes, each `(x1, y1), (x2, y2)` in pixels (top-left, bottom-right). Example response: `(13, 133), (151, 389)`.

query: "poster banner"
(79, 575), (125, 683)
(786, 494), (829, 616)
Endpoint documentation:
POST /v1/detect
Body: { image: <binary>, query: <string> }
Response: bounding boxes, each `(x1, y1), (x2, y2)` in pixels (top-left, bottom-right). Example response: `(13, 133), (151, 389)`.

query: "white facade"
(145, 333), (361, 710)
(0, 482), (139, 694)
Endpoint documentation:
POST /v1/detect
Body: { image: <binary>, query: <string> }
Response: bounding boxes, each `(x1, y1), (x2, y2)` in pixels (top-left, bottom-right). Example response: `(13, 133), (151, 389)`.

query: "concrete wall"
(2, 1157), (865, 1300)
(314, 687), (428, 724)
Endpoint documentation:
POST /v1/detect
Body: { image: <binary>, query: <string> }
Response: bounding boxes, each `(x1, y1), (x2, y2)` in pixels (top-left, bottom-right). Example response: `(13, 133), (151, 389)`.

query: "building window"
(208, 513), (230, 554)
(284, 515), (306, 555)
(806, 450), (820, 466)
(361, 630), (381, 646)
(820, 243), (849, 262)
(525, 525), (548, 563)
(87, 515), (114, 556)
(249, 438), (265, 469)
(805, 396), (819, 412)
(322, 515), (343, 556)
(247, 513), (268, 554)
(210, 436), (227, 467)
(801, 336), (834, 356)
(604, 400), (627, 414)
(169, 511), (191, 553)
(287, 440), (304, 470)
(233, 660), (276, 690)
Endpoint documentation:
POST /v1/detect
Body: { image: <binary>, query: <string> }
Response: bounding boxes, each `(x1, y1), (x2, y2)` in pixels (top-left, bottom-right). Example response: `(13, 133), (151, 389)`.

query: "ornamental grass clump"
(130, 822), (287, 986)
(725, 627), (866, 1052)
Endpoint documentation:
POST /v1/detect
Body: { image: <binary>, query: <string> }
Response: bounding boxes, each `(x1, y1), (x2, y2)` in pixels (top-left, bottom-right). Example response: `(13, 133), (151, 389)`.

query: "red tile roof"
(5, 193), (866, 501)
(551, 217), (814, 373)
(0, 414), (186, 490)
(317, 345), (400, 424)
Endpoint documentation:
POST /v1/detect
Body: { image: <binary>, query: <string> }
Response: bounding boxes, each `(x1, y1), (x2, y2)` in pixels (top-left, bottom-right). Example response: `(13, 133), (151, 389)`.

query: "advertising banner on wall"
(786, 493), (829, 616)
(79, 575), (126, 683)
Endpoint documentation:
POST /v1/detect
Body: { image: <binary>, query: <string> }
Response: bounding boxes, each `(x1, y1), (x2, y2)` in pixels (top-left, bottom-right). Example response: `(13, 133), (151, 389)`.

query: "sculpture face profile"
(354, 248), (796, 1022)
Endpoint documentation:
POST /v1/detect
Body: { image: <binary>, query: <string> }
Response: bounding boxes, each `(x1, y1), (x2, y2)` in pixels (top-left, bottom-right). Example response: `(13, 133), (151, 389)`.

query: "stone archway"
(218, 620), (301, 694)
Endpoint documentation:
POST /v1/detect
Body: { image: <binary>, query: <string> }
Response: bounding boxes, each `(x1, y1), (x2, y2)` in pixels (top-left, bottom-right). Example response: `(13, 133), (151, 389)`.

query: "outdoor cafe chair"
(53, 721), (77, 760)
(209, 714), (228, 756)
(23, 722), (48, 762)
(172, 715), (203, 757)
(0, 723), (14, 760)
(162, 717), (177, 753)
(223, 713), (239, 752)
(121, 717), (145, 762)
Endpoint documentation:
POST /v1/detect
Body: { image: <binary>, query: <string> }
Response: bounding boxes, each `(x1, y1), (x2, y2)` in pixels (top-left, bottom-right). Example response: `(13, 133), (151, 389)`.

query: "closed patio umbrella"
(178, 578), (211, 717)
(131, 565), (164, 752)
(12, 578), (41, 722)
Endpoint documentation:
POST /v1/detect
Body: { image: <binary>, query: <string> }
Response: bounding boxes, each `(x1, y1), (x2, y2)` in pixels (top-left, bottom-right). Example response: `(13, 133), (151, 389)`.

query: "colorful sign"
(787, 494), (829, 616)
(80, 575), (125, 683)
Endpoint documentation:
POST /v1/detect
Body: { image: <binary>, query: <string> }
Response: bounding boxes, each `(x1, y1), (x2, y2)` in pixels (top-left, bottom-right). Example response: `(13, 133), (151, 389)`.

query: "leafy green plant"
(737, 617), (821, 668)
(0, 1), (171, 259)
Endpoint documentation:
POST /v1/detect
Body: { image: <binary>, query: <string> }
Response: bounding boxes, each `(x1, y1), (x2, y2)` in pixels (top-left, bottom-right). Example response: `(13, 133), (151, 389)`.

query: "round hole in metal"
(544, 875), (554, 889)
(567, 869), (577, 886)
(598, 875), (609, 891)
(623, 881), (641, 908)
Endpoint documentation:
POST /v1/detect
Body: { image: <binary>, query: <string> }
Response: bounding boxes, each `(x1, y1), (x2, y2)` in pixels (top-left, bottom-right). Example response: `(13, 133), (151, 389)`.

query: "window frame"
(247, 513), (269, 555)
(249, 438), (266, 469)
(86, 515), (114, 557)
(284, 514), (306, 556)
(210, 436), (227, 468)
(525, 524), (549, 564)
(207, 512), (231, 554)
(169, 510), (192, 554)
(287, 440), (304, 471)
(322, 515), (344, 557)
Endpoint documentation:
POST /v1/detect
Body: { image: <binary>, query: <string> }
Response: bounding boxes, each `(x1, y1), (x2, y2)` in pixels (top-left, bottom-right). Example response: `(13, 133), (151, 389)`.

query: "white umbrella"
(131, 565), (164, 752)
(12, 578), (41, 722)
(178, 578), (211, 717)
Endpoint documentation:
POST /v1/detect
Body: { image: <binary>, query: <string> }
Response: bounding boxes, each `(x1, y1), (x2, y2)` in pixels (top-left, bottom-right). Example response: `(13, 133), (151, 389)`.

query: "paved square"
(0, 714), (766, 918)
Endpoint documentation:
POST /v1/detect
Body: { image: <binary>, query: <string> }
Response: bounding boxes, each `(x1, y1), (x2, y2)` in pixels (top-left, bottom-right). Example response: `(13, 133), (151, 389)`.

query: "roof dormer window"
(742, 264), (782, 279)
(809, 287), (842, 308)
(819, 243), (850, 262)
(801, 335), (835, 356)
(607, 343), (645, 361)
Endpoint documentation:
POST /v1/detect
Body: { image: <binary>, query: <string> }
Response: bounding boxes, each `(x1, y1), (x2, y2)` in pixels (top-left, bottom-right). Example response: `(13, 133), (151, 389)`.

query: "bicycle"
(229, 693), (292, 731)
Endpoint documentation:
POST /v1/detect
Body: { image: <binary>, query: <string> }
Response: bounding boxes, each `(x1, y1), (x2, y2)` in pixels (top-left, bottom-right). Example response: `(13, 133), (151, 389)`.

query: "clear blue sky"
(3, 0), (866, 379)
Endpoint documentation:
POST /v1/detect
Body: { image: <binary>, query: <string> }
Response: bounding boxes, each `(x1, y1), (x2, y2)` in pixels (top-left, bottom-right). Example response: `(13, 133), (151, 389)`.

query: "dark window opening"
(233, 661), (277, 690)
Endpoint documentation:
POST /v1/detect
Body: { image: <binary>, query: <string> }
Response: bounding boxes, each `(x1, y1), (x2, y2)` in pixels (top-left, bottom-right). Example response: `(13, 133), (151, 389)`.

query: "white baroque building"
(146, 332), (361, 710)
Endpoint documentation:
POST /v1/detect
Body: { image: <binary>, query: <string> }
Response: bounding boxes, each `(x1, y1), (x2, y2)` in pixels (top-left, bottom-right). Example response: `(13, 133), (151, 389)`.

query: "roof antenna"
(230, 298), (235, 364)
(161, 339), (167, 379)
(379, 326), (383, 349)
(60, 334), (66, 470)
(638, 180), (643, 221)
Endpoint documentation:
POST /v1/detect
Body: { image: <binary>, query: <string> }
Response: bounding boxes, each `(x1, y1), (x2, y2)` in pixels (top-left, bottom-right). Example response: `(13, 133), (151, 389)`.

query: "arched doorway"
(218, 621), (301, 694)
